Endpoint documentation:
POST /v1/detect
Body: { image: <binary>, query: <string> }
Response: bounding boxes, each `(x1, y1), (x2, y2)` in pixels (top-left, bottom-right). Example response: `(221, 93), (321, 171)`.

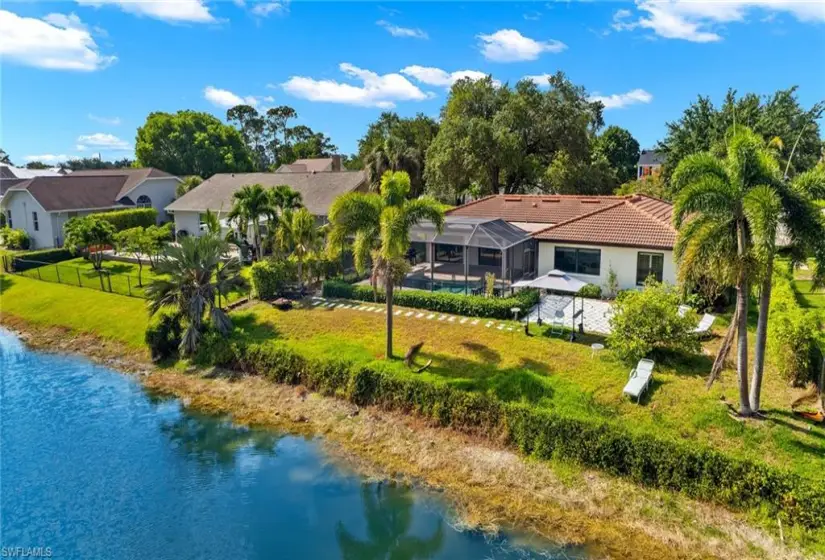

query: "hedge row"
(322, 280), (540, 320)
(90, 208), (157, 231)
(249, 260), (297, 299)
(10, 248), (75, 271)
(202, 336), (825, 530)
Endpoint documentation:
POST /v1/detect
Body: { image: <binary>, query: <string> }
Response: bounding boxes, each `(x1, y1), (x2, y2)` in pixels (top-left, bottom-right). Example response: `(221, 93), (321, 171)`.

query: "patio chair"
(550, 309), (565, 336)
(693, 313), (716, 336)
(623, 358), (655, 403)
(677, 305), (691, 317)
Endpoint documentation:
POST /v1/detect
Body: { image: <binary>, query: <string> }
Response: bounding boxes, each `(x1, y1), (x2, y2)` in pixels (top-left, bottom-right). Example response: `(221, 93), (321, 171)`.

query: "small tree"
(276, 207), (319, 288)
(144, 223), (173, 268)
(64, 216), (115, 271)
(114, 227), (153, 286)
(608, 279), (700, 363)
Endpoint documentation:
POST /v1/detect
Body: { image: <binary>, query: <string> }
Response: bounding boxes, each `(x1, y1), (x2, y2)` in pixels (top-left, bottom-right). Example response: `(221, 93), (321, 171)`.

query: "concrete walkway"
(525, 295), (614, 335)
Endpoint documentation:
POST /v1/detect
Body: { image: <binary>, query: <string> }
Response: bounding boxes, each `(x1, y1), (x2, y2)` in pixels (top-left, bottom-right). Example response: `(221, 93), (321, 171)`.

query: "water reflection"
(337, 482), (445, 560)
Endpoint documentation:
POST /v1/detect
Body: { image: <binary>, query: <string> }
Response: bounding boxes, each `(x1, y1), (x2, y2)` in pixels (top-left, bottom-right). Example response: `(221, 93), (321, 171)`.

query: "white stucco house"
(0, 168), (180, 249)
(439, 194), (678, 292)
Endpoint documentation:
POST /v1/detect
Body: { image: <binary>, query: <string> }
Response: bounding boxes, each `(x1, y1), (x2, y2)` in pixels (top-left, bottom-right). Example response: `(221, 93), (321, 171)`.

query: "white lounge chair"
(623, 359), (655, 403)
(693, 313), (716, 335)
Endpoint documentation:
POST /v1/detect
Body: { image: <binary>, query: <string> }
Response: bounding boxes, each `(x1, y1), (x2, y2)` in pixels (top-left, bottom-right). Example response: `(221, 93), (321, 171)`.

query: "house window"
(5, 210), (11, 228)
(554, 247), (601, 276)
(32, 211), (39, 232)
(407, 242), (427, 264)
(478, 247), (501, 267)
(136, 195), (152, 209)
(435, 243), (462, 263)
(636, 252), (664, 285)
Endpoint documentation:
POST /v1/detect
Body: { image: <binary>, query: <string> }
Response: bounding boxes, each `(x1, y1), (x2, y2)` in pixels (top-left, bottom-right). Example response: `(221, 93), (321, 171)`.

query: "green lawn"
(232, 300), (825, 482)
(17, 257), (252, 301)
(3, 271), (824, 483)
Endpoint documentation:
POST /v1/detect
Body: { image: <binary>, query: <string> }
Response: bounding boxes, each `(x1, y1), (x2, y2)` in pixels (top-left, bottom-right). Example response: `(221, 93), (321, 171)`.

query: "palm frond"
(671, 152), (727, 195)
(742, 184), (781, 259)
(673, 175), (737, 228)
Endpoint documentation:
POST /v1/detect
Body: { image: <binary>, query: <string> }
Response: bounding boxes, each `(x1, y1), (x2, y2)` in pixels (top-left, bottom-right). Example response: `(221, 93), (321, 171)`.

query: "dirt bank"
(2, 315), (813, 560)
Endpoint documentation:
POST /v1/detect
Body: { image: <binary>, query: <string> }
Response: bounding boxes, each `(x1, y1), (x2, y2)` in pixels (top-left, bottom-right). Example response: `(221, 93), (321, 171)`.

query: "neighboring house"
(165, 170), (368, 237)
(0, 168), (180, 248)
(1, 164), (65, 202)
(637, 150), (665, 179)
(445, 194), (677, 291)
(276, 156), (343, 173)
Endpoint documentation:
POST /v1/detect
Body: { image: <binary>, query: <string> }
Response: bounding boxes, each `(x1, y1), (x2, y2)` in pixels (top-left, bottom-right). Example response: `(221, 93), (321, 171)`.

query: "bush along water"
(191, 333), (825, 531)
(322, 280), (540, 320)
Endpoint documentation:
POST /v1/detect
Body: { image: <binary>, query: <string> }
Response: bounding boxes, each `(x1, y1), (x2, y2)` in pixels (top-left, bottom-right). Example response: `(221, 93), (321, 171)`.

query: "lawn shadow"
(231, 311), (281, 342)
(459, 341), (501, 365)
(105, 263), (136, 275)
(652, 349), (714, 378)
(0, 274), (15, 294)
(765, 409), (825, 442)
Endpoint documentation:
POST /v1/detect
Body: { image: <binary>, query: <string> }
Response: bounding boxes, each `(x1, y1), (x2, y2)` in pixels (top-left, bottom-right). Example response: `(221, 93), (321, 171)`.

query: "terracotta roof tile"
(447, 194), (624, 224)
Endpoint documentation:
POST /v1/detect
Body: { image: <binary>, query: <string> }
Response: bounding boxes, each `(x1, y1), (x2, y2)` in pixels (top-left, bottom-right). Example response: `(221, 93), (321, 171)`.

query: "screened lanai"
(405, 217), (538, 295)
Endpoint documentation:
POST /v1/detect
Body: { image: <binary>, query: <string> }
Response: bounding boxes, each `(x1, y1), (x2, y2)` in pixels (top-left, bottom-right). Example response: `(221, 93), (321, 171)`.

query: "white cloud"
(0, 10), (115, 71)
(88, 114), (121, 126)
(76, 133), (131, 151)
(617, 0), (825, 43)
(376, 20), (428, 39)
(589, 88), (653, 110)
(75, 0), (215, 24)
(281, 63), (430, 109)
(477, 29), (566, 62)
(523, 11), (542, 21)
(203, 86), (259, 108)
(401, 66), (499, 87)
(524, 73), (554, 87)
(24, 154), (76, 164)
(250, 2), (286, 17)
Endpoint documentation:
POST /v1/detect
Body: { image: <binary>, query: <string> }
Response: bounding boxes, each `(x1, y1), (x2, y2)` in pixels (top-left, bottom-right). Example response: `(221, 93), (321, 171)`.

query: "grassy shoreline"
(1, 314), (813, 560)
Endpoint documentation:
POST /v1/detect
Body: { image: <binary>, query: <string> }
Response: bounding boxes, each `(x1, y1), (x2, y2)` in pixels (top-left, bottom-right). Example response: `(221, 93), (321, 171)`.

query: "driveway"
(525, 294), (614, 335)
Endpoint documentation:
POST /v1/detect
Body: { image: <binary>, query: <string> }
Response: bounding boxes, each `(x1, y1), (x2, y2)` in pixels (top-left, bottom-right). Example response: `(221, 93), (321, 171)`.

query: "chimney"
(331, 155), (342, 172)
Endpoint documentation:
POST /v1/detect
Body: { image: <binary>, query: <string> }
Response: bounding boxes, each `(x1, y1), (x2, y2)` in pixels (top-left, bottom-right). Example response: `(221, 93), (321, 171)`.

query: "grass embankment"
(791, 261), (825, 310)
(235, 301), (825, 482)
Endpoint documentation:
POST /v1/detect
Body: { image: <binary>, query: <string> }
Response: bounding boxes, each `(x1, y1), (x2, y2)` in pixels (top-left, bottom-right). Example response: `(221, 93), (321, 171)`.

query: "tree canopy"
(226, 104), (337, 171)
(659, 87), (824, 182)
(594, 125), (640, 184)
(423, 72), (618, 201)
(135, 110), (253, 178)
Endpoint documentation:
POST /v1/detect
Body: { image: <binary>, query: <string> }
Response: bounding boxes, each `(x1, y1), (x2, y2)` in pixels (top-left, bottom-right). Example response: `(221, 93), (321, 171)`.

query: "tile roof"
(6, 175), (131, 212)
(447, 194), (625, 224)
(70, 168), (176, 199)
(276, 157), (337, 173)
(165, 170), (367, 217)
(533, 195), (676, 250)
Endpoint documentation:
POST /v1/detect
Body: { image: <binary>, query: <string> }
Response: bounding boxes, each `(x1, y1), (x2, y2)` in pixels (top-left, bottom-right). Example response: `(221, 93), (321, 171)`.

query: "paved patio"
(525, 295), (614, 335)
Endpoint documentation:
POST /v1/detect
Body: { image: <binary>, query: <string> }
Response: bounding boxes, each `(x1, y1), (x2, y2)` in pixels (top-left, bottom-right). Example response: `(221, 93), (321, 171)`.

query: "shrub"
(322, 280), (540, 320)
(577, 283), (602, 299)
(608, 279), (700, 362)
(201, 336), (825, 530)
(769, 268), (823, 386)
(11, 248), (74, 272)
(0, 227), (31, 250)
(250, 259), (297, 299)
(144, 311), (182, 361)
(90, 208), (157, 231)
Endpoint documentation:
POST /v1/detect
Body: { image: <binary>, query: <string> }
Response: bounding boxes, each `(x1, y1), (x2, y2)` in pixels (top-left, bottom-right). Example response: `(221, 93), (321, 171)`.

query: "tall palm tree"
(749, 169), (825, 410)
(269, 184), (303, 213)
(146, 234), (246, 355)
(328, 171), (444, 358)
(672, 128), (780, 417)
(365, 136), (424, 197)
(276, 207), (319, 288)
(228, 184), (273, 260)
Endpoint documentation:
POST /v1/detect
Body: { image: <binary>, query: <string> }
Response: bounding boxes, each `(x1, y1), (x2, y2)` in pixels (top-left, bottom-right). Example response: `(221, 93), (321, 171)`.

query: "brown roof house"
(275, 156), (343, 173)
(0, 168), (180, 249)
(434, 194), (678, 291)
(165, 169), (368, 237)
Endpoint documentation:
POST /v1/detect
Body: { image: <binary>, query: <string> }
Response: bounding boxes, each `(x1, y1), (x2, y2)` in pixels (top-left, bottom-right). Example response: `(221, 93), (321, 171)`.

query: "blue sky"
(2, 1), (824, 165)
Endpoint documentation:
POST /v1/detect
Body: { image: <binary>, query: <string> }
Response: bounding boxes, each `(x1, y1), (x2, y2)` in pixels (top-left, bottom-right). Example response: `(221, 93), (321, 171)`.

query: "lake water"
(0, 329), (588, 559)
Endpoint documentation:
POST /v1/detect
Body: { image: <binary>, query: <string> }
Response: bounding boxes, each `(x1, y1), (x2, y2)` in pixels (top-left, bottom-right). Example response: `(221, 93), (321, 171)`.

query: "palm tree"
(146, 234), (246, 355)
(672, 128), (780, 417)
(276, 207), (319, 288)
(328, 171), (444, 358)
(335, 483), (444, 560)
(228, 184), (273, 260)
(269, 184), (303, 213)
(365, 136), (424, 197)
